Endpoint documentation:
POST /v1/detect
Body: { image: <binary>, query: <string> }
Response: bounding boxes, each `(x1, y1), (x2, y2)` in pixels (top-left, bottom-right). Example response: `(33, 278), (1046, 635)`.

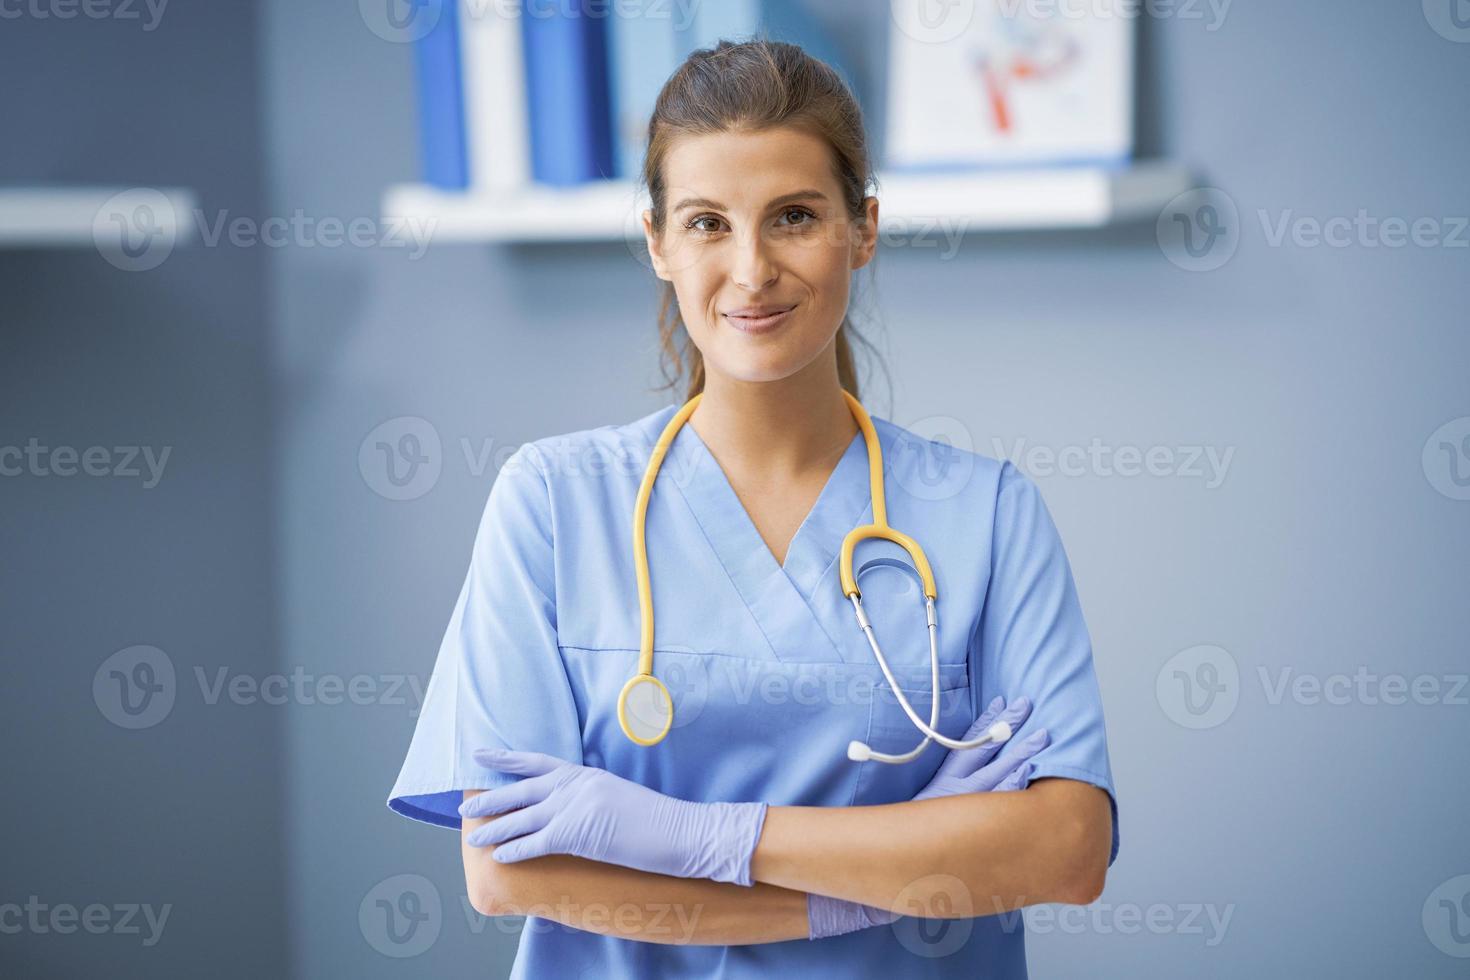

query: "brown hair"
(640, 37), (887, 405)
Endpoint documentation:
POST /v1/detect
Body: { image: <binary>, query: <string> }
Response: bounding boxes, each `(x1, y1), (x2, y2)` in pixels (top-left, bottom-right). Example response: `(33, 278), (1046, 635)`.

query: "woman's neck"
(688, 356), (858, 480)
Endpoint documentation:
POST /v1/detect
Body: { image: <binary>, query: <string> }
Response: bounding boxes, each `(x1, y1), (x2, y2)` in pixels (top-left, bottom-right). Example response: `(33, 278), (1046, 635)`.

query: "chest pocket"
(844, 556), (975, 805)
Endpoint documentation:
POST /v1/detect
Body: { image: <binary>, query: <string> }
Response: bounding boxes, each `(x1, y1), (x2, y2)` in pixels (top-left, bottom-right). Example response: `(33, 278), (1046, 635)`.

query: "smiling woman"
(387, 37), (1118, 980)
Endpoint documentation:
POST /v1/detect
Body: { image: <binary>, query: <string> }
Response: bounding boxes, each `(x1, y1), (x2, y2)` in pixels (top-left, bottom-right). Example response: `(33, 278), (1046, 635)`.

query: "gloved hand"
(461, 749), (767, 886)
(807, 695), (1049, 940)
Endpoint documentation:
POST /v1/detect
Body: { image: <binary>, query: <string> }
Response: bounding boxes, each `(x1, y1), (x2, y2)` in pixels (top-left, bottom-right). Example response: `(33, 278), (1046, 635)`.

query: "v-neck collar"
(653, 402), (876, 664)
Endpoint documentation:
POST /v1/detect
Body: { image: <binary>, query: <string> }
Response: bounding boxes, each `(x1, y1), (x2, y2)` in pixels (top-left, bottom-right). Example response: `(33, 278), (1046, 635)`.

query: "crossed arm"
(462, 777), (1111, 946)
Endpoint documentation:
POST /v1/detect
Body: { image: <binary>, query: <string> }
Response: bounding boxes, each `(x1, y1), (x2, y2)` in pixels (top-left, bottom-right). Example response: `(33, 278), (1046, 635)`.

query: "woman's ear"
(852, 195), (880, 270)
(642, 209), (671, 282)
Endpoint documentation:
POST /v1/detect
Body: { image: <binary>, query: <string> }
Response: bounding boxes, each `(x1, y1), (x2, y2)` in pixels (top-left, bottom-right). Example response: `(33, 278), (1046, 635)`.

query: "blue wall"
(5, 0), (1468, 976)
(0, 2), (287, 977)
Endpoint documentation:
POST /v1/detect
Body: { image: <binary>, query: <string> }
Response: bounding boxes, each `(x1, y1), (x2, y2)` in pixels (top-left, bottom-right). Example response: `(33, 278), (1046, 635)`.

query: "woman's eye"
(780, 208), (815, 227)
(687, 216), (724, 234)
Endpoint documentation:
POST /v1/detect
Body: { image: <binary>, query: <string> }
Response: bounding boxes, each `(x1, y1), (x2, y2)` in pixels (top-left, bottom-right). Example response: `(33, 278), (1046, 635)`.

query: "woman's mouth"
(722, 305), (796, 335)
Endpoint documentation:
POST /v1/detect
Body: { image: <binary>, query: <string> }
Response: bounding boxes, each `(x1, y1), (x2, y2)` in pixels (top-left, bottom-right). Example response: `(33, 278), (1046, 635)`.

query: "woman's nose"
(731, 227), (778, 291)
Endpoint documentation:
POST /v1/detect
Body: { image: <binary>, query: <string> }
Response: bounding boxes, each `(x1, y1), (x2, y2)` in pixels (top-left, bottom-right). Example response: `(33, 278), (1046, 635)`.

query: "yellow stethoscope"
(617, 391), (1014, 764)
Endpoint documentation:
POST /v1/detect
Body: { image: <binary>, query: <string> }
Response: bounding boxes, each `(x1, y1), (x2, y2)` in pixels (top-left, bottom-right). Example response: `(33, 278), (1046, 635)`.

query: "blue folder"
(522, 3), (615, 185)
(413, 0), (469, 190)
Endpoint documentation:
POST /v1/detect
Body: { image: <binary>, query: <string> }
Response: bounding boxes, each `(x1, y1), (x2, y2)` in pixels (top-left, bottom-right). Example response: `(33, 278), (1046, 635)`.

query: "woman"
(388, 38), (1118, 977)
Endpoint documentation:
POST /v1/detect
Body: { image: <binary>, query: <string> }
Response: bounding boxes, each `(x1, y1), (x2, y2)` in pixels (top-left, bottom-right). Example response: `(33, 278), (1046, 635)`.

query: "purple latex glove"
(808, 696), (1050, 940)
(461, 749), (768, 886)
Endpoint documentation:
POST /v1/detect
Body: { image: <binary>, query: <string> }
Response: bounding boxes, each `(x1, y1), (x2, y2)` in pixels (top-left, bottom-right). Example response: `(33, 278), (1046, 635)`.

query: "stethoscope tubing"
(624, 390), (1014, 764)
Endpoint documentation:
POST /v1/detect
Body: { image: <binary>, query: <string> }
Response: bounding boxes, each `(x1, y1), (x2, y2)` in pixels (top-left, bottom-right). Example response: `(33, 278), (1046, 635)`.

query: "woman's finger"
(491, 830), (553, 864)
(943, 696), (1034, 779)
(472, 748), (568, 777)
(995, 761), (1036, 792)
(953, 727), (1048, 793)
(931, 696), (1005, 778)
(986, 728), (1049, 777)
(465, 797), (557, 848)
(965, 695), (1032, 744)
(459, 770), (559, 819)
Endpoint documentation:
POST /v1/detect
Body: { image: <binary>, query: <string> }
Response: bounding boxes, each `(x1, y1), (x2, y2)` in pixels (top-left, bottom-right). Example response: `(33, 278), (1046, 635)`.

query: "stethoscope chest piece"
(618, 672), (674, 746)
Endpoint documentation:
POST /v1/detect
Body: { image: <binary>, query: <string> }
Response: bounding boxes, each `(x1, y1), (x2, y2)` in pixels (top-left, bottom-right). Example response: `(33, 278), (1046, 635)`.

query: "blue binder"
(522, 4), (615, 185)
(413, 0), (469, 190)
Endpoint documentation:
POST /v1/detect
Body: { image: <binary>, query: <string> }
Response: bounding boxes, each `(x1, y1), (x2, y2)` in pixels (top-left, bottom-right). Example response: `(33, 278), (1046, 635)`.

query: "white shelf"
(0, 186), (198, 247)
(381, 162), (1192, 244)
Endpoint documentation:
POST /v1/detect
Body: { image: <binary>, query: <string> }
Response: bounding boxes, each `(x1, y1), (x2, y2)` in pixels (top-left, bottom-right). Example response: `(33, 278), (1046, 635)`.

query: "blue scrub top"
(388, 402), (1119, 978)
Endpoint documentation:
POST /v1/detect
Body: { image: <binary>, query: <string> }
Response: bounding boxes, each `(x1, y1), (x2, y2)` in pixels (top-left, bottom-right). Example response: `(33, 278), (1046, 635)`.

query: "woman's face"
(643, 126), (878, 386)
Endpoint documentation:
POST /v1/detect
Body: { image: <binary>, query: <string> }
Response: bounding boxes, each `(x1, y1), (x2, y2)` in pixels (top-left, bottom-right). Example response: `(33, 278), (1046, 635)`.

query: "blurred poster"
(886, 0), (1134, 169)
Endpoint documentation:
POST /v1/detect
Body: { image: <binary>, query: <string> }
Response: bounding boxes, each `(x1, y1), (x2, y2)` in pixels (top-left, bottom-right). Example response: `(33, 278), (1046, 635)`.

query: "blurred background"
(2, 0), (1467, 977)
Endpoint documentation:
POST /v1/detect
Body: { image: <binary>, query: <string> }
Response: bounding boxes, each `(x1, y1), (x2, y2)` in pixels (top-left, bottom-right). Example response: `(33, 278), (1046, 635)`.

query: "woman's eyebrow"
(671, 189), (830, 212)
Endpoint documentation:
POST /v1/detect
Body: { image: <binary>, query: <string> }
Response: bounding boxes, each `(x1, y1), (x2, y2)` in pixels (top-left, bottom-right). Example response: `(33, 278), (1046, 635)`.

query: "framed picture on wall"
(886, 0), (1134, 170)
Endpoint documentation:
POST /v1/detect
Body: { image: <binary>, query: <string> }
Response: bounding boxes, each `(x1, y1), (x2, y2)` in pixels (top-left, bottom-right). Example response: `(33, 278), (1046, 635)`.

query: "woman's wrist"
(806, 892), (899, 940)
(654, 796), (769, 886)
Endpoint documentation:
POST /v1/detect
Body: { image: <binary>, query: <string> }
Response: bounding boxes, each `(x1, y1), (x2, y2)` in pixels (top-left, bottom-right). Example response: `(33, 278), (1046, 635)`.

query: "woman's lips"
(723, 306), (795, 334)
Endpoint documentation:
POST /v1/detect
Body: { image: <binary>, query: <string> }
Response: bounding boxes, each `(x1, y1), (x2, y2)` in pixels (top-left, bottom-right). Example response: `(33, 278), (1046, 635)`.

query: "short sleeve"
(972, 462), (1120, 866)
(386, 443), (584, 830)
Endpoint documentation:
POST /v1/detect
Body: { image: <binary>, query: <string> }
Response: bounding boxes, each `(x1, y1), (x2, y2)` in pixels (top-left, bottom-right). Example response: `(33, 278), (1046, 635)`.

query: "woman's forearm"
(463, 801), (809, 945)
(750, 778), (1112, 917)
